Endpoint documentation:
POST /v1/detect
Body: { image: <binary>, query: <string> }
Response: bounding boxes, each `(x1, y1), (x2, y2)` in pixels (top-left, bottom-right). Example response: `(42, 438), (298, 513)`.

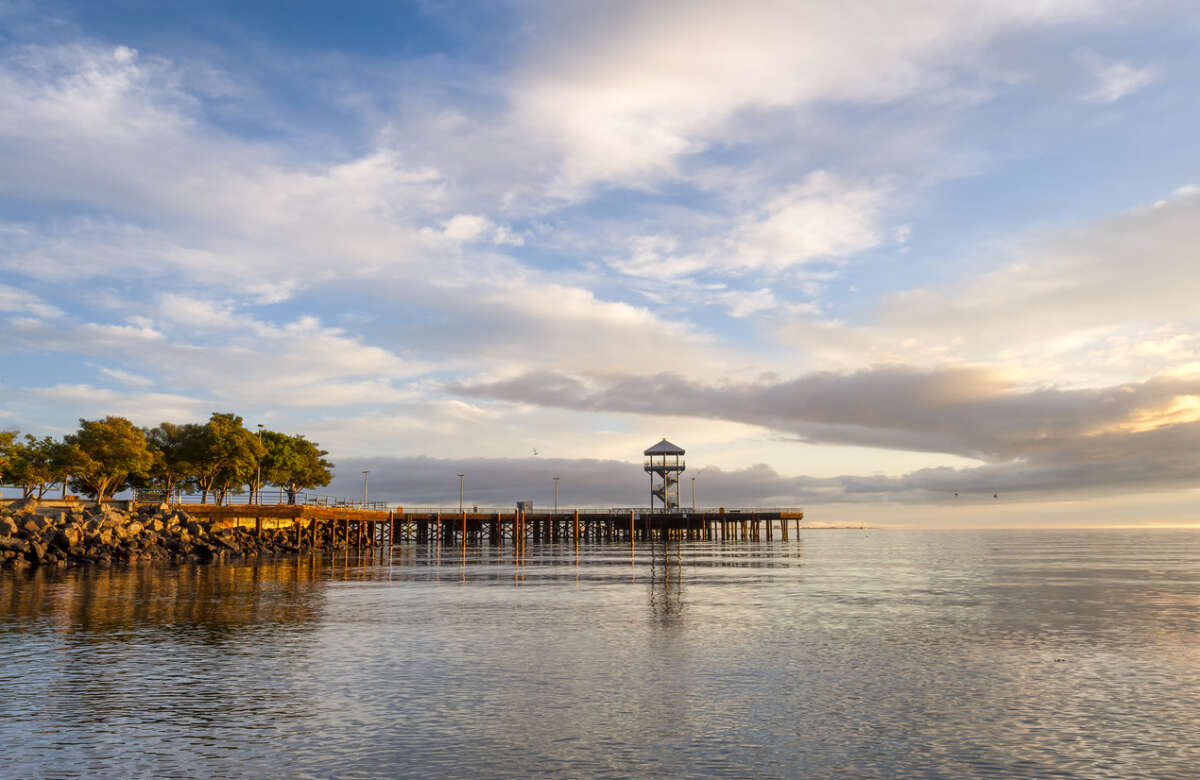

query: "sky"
(2, 0), (1199, 526)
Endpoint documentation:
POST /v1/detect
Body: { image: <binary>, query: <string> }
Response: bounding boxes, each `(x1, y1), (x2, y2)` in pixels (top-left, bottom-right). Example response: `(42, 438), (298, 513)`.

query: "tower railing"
(643, 457), (686, 470)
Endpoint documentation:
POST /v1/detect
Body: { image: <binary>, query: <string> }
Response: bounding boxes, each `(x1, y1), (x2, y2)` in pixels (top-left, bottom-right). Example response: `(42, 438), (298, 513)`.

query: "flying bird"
(531, 447), (539, 456)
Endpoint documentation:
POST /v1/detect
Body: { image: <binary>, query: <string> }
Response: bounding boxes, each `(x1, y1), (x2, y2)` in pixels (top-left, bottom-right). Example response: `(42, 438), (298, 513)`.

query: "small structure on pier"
(644, 438), (685, 513)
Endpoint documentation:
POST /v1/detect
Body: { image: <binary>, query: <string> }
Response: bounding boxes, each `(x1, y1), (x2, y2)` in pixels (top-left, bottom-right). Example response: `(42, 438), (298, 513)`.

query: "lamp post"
(457, 473), (465, 513)
(691, 476), (696, 512)
(553, 476), (560, 514)
(362, 469), (370, 508)
(256, 424), (264, 504)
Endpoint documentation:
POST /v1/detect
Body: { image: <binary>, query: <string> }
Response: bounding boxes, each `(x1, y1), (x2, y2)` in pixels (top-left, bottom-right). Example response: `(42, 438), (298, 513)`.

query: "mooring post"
(573, 509), (579, 541)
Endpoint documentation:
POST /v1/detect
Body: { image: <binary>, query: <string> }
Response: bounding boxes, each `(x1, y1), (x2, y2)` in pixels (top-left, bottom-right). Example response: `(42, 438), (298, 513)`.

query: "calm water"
(1, 530), (1198, 778)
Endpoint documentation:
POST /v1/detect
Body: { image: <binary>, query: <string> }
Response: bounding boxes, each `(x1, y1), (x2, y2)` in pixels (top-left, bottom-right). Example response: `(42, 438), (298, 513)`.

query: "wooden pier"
(176, 505), (805, 548)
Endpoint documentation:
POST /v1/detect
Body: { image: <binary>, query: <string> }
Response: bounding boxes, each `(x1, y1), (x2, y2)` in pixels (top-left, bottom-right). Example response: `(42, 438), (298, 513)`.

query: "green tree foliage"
(5, 415), (339, 506)
(261, 431), (334, 504)
(0, 429), (16, 483)
(64, 417), (155, 501)
(190, 413), (265, 504)
(143, 422), (202, 499)
(6, 435), (71, 499)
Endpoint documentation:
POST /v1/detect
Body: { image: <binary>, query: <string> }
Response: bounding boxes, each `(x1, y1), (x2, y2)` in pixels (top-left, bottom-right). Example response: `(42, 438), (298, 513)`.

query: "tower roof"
(644, 438), (685, 455)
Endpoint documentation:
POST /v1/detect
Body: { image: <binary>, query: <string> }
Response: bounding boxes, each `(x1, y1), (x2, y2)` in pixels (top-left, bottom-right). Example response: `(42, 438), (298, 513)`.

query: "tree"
(190, 413), (264, 504)
(6, 435), (70, 499)
(64, 417), (154, 501)
(0, 429), (16, 485)
(261, 431), (333, 504)
(143, 422), (202, 500)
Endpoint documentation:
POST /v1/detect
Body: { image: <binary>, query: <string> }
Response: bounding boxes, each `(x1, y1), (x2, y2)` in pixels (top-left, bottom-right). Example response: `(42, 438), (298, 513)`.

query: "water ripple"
(1, 530), (1198, 778)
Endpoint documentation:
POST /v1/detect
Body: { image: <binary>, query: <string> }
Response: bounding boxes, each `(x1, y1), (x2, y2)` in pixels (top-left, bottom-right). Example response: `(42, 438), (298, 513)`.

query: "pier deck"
(176, 505), (805, 547)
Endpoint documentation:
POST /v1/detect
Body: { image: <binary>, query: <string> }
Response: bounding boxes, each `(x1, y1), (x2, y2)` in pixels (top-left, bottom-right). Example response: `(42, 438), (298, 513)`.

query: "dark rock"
(52, 527), (82, 551)
(0, 537), (30, 554)
(21, 516), (48, 536)
(26, 540), (45, 563)
(9, 497), (40, 512)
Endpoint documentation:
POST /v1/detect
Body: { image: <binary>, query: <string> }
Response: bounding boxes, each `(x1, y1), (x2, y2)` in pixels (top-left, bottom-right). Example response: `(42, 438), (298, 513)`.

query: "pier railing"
(133, 489), (393, 512)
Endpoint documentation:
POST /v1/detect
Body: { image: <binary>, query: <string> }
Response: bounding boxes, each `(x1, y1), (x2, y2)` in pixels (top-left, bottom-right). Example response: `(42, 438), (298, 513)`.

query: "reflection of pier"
(178, 504), (805, 548)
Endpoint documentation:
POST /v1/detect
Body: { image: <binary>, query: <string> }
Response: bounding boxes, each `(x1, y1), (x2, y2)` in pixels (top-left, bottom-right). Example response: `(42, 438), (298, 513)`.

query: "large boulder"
(25, 540), (45, 563)
(86, 528), (114, 548)
(0, 515), (17, 538)
(0, 537), (29, 554)
(52, 526), (83, 552)
(8, 497), (39, 513)
(21, 515), (50, 536)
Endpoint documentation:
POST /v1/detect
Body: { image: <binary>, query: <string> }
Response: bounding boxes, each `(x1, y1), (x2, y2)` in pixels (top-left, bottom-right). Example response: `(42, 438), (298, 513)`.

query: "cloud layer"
(2, 2), (1199, 520)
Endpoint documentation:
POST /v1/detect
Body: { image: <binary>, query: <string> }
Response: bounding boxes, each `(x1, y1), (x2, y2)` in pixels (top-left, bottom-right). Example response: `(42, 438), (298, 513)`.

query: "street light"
(457, 473), (465, 513)
(362, 469), (370, 508)
(256, 424), (265, 504)
(553, 476), (560, 514)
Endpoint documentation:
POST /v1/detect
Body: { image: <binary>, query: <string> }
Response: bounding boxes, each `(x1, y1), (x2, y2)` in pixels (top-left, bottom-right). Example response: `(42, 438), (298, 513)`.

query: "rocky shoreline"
(0, 499), (348, 569)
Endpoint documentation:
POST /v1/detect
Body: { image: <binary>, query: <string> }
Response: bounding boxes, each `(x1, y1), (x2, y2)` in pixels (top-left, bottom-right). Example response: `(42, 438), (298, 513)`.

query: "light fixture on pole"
(457, 473), (465, 513)
(362, 469), (370, 508)
(553, 476), (560, 514)
(256, 424), (265, 505)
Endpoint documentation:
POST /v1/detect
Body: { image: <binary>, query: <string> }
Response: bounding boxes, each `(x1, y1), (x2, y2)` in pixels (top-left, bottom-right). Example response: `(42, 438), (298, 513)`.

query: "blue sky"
(3, 1), (1200, 524)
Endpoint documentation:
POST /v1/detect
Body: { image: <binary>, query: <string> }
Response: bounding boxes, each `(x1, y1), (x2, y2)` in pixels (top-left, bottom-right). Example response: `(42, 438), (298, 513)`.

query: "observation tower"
(644, 438), (685, 513)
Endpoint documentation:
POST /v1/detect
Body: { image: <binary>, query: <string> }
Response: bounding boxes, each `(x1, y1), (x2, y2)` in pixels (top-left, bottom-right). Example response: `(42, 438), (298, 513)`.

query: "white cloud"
(728, 172), (887, 270)
(1079, 51), (1161, 103)
(95, 366), (155, 389)
(34, 383), (210, 423)
(0, 282), (62, 318)
(515, 0), (1103, 193)
(779, 186), (1200, 384)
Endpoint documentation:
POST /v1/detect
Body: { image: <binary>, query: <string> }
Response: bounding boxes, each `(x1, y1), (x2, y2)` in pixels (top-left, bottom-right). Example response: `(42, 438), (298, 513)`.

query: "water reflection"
(0, 531), (1197, 778)
(648, 542), (686, 625)
(0, 556), (328, 638)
